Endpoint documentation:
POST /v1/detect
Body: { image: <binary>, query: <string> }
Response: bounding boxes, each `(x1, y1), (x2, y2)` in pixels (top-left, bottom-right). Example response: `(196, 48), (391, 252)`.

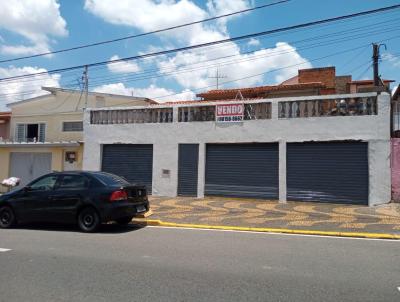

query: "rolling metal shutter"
(287, 142), (368, 205)
(102, 144), (153, 193)
(177, 144), (199, 196)
(205, 143), (279, 199)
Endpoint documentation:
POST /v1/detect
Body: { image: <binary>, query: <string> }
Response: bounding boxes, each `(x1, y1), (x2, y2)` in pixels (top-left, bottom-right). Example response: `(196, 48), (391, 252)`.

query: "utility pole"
(83, 65), (89, 109)
(208, 68), (227, 89)
(372, 43), (386, 86)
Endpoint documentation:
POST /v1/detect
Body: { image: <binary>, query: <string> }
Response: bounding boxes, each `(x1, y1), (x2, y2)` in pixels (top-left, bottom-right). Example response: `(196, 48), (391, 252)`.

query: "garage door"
(9, 152), (52, 188)
(205, 143), (279, 199)
(287, 142), (368, 204)
(102, 144), (153, 192)
(178, 144), (199, 196)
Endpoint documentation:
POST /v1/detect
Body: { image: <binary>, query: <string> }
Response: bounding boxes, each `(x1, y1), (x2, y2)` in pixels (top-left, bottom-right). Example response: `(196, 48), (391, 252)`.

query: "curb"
(132, 219), (400, 240)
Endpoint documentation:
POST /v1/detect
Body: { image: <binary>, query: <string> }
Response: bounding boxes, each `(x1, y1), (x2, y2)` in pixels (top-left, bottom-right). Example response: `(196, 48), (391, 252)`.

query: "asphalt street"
(0, 224), (399, 302)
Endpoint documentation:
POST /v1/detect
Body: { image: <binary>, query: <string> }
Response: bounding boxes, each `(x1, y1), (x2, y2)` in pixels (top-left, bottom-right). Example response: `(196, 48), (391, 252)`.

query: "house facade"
(83, 67), (392, 206)
(0, 87), (154, 191)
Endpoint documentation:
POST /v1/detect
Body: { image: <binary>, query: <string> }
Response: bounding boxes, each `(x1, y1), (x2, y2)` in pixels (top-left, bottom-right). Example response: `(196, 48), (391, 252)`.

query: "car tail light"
(110, 190), (128, 202)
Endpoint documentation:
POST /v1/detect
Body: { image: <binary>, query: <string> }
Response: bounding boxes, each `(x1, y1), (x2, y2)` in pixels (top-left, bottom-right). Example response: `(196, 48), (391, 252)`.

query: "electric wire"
(0, 4), (399, 83)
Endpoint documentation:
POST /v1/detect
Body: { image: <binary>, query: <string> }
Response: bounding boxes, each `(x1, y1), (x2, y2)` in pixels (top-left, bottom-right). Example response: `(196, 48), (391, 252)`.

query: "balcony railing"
(178, 103), (271, 122)
(89, 95), (378, 125)
(278, 96), (377, 118)
(90, 108), (173, 124)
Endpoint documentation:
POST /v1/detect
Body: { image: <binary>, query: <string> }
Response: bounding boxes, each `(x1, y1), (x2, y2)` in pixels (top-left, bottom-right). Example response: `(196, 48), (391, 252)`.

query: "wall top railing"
(279, 96), (377, 118)
(88, 92), (381, 125)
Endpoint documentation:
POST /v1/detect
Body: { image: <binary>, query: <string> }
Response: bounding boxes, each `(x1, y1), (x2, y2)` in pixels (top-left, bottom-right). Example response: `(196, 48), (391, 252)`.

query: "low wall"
(392, 138), (400, 201)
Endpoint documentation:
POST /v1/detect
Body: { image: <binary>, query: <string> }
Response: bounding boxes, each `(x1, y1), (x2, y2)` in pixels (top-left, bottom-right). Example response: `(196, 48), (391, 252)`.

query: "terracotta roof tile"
(196, 82), (325, 99)
(162, 97), (272, 105)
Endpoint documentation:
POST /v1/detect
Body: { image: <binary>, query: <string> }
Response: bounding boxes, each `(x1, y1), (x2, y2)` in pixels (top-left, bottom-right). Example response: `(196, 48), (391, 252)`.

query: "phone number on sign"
(216, 116), (243, 122)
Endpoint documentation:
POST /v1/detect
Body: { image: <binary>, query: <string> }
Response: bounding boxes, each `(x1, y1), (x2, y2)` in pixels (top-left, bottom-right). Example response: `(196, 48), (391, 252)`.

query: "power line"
(0, 4), (399, 83)
(6, 42), (372, 111)
(1, 29), (399, 101)
(112, 44), (385, 104)
(81, 17), (400, 85)
(73, 28), (400, 88)
(0, 0), (291, 64)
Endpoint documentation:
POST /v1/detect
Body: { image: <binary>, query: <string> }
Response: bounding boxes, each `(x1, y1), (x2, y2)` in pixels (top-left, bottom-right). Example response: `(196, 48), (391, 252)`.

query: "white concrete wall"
(83, 92), (391, 206)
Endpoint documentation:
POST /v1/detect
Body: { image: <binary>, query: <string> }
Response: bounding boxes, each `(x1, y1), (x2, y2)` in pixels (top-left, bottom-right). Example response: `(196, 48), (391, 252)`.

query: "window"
(62, 121), (83, 132)
(29, 175), (58, 191)
(16, 123), (46, 142)
(93, 172), (129, 186)
(57, 175), (88, 190)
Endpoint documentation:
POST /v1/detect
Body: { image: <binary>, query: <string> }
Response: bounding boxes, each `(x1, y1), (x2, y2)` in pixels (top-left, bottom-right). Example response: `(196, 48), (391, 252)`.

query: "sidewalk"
(134, 196), (400, 238)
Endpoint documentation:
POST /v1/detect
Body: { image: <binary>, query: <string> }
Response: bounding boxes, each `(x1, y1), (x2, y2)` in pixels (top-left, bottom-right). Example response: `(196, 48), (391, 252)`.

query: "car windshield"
(93, 172), (130, 186)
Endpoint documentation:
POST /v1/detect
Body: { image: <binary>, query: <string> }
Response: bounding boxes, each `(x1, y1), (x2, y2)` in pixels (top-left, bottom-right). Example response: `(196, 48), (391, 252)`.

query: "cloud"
(0, 66), (60, 109)
(107, 55), (141, 73)
(84, 0), (226, 45)
(0, 0), (68, 56)
(85, 1), (311, 96)
(93, 82), (196, 102)
(207, 0), (251, 16)
(206, 0), (251, 29)
(247, 38), (260, 47)
(157, 42), (311, 89)
(382, 53), (400, 68)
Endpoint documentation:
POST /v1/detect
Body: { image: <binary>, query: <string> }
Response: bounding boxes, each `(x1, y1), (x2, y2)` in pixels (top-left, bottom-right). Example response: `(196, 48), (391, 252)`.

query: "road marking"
(0, 248), (11, 252)
(147, 226), (400, 242)
(397, 286), (400, 292)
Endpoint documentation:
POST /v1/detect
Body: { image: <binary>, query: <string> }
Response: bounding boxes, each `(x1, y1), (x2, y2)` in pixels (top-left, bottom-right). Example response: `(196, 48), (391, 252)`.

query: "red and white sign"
(216, 103), (244, 123)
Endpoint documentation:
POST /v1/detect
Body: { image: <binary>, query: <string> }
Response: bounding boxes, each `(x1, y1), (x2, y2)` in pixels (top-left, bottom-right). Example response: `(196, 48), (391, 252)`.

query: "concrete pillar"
(197, 143), (206, 198)
(368, 140), (391, 206)
(279, 140), (287, 203)
(271, 101), (279, 120)
(172, 107), (179, 123)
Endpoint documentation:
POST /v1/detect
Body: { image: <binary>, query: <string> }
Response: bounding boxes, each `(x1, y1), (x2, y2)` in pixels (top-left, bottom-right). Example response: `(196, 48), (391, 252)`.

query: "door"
(10, 174), (58, 222)
(286, 141), (369, 204)
(178, 144), (199, 196)
(9, 152), (52, 188)
(205, 143), (279, 199)
(102, 144), (153, 193)
(48, 174), (89, 223)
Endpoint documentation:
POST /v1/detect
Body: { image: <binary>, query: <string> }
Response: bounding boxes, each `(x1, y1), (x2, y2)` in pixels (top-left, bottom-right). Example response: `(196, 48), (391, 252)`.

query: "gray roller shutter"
(178, 144), (199, 196)
(287, 142), (368, 205)
(9, 152), (52, 188)
(205, 143), (279, 199)
(102, 144), (153, 193)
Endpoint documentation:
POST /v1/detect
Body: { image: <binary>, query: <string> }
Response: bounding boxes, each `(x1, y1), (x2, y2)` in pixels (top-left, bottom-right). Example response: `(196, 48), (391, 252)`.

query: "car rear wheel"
(116, 216), (134, 225)
(0, 206), (16, 228)
(78, 207), (100, 233)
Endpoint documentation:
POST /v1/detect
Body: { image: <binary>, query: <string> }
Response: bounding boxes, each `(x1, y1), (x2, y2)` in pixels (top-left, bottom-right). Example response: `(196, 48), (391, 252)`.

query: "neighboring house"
(0, 87), (155, 192)
(83, 67), (392, 206)
(391, 85), (400, 201)
(0, 112), (11, 141)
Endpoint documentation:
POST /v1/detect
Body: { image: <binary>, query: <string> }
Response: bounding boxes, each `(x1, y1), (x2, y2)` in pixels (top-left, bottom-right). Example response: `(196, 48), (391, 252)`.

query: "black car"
(0, 171), (149, 232)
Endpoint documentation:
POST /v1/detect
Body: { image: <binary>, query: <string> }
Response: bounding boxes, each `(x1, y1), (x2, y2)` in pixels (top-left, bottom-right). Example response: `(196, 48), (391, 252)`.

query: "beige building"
(0, 87), (155, 192)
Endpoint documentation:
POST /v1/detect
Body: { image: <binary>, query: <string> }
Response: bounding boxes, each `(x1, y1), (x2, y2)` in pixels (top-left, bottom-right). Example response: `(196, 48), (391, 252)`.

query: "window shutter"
(62, 121), (83, 132)
(38, 123), (46, 142)
(16, 124), (26, 142)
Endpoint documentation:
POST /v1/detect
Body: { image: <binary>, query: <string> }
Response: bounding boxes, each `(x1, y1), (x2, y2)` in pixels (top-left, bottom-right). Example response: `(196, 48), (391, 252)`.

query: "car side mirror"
(24, 186), (32, 192)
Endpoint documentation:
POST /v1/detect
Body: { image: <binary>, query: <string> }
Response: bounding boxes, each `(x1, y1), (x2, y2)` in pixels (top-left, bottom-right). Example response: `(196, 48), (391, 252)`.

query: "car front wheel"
(0, 206), (16, 228)
(78, 207), (100, 233)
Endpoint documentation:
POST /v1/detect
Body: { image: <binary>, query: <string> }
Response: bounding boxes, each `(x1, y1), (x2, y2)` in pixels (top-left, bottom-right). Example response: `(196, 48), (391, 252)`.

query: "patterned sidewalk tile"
(147, 196), (400, 234)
